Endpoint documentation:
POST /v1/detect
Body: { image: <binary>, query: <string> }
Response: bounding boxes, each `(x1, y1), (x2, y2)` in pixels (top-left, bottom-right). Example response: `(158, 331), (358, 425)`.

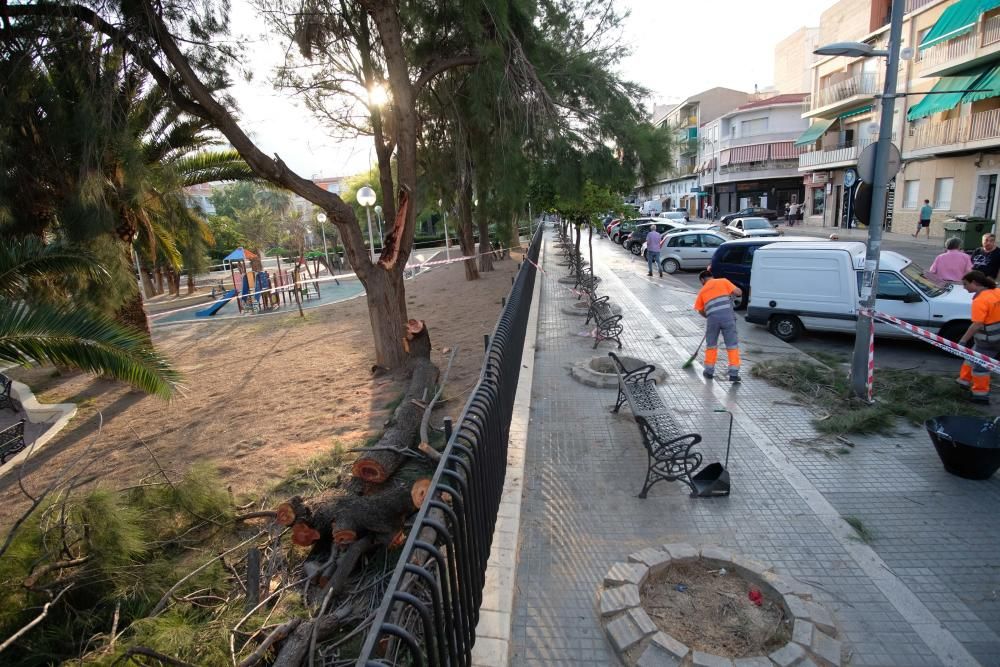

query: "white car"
(650, 230), (728, 274)
(725, 217), (781, 238)
(658, 211), (689, 222)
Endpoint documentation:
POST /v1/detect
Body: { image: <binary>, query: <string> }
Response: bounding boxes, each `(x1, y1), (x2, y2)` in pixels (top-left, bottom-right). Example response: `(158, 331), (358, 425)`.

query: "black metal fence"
(354, 223), (543, 666)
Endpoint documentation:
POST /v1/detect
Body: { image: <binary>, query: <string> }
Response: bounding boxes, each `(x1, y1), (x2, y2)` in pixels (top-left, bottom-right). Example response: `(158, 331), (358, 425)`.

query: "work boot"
(702, 369), (714, 379)
(729, 373), (742, 383)
(647, 271), (653, 276)
(659, 271), (664, 277)
(971, 395), (991, 405)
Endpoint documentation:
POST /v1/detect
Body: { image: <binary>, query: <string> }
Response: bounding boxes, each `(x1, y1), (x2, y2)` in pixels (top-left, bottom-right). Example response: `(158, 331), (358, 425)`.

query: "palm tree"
(0, 237), (179, 399)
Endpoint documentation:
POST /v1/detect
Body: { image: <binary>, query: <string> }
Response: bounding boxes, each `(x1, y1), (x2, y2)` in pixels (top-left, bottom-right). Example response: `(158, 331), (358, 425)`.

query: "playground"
(0, 249), (523, 524)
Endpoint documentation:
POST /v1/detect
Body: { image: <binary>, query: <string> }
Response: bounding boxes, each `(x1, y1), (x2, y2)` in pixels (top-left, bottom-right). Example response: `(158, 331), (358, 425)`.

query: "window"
(676, 234), (701, 247)
(700, 234), (724, 247)
(718, 246), (748, 265)
(741, 118), (768, 136)
(915, 28), (930, 62)
(812, 188), (826, 215)
(903, 180), (920, 209)
(934, 177), (954, 210)
(876, 272), (918, 301)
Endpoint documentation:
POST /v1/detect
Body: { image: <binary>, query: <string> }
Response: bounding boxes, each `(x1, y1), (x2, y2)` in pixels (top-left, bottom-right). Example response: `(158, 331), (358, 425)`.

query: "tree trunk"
(154, 266), (164, 295)
(362, 268), (410, 370)
(140, 268), (156, 299)
(186, 270), (196, 294)
(116, 291), (150, 336)
(456, 150), (479, 281)
(477, 211), (494, 273)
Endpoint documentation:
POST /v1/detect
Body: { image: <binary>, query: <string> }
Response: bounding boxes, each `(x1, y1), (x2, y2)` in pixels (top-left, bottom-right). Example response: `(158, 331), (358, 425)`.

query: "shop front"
(713, 178), (803, 217)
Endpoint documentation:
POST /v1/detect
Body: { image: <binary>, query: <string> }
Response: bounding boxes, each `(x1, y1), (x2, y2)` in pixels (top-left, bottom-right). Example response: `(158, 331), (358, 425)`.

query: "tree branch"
(414, 54), (481, 96)
(0, 584), (72, 654)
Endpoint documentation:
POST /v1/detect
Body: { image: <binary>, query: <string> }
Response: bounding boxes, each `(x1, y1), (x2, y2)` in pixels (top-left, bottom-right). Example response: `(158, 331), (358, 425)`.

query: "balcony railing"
(906, 0), (935, 14)
(813, 73), (881, 109)
(919, 14), (1000, 72)
(908, 108), (1000, 152)
(799, 138), (875, 168)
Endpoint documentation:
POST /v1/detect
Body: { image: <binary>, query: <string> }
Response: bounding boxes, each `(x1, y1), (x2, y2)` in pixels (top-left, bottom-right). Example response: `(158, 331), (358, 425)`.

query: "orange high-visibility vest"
(694, 278), (737, 317)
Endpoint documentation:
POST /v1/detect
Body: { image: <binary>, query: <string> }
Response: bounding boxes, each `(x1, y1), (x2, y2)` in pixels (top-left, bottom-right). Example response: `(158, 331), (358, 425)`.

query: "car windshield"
(743, 218), (770, 230)
(901, 261), (948, 297)
(664, 212), (685, 220)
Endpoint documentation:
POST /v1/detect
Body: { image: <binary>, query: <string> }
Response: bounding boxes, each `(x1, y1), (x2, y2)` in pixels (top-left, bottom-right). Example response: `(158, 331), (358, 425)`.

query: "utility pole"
(849, 0), (904, 399)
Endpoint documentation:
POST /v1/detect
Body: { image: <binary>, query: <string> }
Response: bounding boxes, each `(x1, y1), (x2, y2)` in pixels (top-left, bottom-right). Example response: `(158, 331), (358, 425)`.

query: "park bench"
(609, 352), (702, 498)
(0, 373), (15, 412)
(0, 419), (26, 465)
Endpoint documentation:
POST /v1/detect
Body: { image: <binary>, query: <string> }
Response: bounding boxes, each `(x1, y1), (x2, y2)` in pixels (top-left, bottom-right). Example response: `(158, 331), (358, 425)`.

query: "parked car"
(657, 231), (727, 274)
(611, 217), (658, 244)
(725, 217), (781, 239)
(624, 222), (672, 255)
(658, 211), (689, 223)
(746, 241), (972, 342)
(708, 236), (821, 309)
(719, 207), (778, 225)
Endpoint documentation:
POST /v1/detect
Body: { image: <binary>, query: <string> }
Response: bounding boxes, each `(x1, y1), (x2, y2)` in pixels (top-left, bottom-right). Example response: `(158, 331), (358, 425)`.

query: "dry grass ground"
(0, 252), (522, 526)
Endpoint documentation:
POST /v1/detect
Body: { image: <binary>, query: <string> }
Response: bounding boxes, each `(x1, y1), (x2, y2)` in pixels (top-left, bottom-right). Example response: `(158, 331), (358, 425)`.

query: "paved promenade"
(504, 227), (1000, 666)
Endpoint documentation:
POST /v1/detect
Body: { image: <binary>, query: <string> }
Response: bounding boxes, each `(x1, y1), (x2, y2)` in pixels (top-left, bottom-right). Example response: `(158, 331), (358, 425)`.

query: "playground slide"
(195, 289), (237, 317)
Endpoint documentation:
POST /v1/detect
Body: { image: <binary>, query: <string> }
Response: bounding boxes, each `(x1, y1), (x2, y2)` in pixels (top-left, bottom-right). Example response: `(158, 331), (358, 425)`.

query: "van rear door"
(748, 247), (855, 333)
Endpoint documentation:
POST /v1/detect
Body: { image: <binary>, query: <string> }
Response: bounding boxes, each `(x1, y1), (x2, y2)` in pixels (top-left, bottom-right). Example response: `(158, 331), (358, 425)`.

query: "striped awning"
(770, 142), (800, 160)
(719, 149), (732, 167)
(729, 143), (769, 164)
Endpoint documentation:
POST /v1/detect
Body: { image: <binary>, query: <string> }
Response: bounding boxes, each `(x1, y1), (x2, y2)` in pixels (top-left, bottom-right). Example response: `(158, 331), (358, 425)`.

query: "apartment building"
(775, 27), (821, 94)
(794, 0), (1000, 235)
(698, 94), (810, 216)
(637, 87), (749, 216)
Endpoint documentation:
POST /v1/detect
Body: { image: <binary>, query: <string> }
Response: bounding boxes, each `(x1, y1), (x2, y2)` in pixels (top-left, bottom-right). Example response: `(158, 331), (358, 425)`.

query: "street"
(620, 223), (969, 375)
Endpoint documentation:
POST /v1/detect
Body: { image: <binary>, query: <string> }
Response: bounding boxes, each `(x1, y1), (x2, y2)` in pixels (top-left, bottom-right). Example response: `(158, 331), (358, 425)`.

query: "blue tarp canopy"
(223, 247), (258, 262)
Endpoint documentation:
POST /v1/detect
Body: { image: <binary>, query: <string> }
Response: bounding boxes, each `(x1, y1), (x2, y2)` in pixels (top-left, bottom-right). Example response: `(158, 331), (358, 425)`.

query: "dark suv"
(709, 236), (816, 309)
(623, 222), (671, 255)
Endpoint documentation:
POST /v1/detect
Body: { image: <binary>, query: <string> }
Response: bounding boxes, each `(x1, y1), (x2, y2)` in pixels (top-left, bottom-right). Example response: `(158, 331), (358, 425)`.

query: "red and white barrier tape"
(860, 308), (1000, 374)
(865, 317), (875, 402)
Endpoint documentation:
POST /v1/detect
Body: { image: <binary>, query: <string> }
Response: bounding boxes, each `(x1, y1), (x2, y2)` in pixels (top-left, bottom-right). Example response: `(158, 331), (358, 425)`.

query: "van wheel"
(734, 288), (749, 311)
(769, 315), (803, 342)
(661, 258), (680, 274)
(629, 243), (642, 256)
(940, 322), (969, 344)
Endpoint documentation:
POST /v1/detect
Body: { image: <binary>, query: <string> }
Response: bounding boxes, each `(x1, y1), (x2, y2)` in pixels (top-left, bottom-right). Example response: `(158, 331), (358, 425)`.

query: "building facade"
(698, 94), (810, 217)
(793, 0), (1000, 236)
(637, 87), (749, 216)
(775, 27), (821, 94)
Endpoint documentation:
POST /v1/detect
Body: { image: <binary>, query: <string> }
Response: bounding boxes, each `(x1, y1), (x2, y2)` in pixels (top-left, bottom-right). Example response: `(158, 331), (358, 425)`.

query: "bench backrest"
(1, 419), (25, 442)
(0, 373), (10, 394)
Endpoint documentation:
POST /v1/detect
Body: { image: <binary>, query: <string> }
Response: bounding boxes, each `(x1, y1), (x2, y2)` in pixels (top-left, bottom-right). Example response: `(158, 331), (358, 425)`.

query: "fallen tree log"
(352, 320), (439, 483)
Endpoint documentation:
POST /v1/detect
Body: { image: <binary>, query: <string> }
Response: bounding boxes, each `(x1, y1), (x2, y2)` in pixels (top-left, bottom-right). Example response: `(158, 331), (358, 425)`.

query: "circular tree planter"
(561, 301), (622, 317)
(598, 544), (843, 667)
(571, 355), (665, 389)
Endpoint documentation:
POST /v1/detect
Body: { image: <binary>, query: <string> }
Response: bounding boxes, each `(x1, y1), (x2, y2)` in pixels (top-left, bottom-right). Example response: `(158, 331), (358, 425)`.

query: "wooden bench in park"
(0, 419), (26, 465)
(0, 373), (15, 412)
(609, 352), (702, 498)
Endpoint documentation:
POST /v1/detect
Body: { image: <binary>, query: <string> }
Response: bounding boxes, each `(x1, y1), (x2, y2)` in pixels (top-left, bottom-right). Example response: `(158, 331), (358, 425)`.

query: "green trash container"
(943, 217), (994, 250)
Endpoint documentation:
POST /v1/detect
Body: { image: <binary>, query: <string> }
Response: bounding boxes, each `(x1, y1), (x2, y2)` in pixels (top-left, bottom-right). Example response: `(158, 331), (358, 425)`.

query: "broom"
(681, 334), (706, 369)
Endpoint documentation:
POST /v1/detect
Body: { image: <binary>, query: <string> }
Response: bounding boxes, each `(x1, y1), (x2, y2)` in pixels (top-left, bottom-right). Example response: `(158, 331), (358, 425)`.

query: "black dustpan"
(690, 409), (733, 498)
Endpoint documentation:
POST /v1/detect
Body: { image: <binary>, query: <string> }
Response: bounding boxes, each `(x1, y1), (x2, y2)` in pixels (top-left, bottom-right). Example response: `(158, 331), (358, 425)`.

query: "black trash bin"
(925, 416), (1000, 480)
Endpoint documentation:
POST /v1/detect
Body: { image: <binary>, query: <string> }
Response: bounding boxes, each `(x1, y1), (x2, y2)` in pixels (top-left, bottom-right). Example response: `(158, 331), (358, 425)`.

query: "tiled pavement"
(507, 228), (1000, 666)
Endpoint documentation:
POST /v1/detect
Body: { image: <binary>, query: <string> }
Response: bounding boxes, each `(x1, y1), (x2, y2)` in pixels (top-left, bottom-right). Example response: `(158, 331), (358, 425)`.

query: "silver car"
(724, 216), (780, 238)
(657, 231), (727, 274)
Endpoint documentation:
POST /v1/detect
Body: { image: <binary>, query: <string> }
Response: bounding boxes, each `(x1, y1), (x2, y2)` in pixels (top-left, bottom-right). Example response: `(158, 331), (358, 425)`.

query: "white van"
(746, 241), (973, 342)
(640, 200), (663, 216)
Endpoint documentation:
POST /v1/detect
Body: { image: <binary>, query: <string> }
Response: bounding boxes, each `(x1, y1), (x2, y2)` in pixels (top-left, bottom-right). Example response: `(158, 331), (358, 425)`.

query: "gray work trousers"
(706, 313), (739, 351)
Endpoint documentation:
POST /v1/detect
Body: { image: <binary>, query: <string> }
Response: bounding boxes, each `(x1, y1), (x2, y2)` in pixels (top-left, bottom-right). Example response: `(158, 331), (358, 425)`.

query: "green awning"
(907, 71), (986, 120)
(963, 62), (1000, 103)
(794, 117), (836, 146)
(921, 0), (1000, 50)
(839, 105), (873, 119)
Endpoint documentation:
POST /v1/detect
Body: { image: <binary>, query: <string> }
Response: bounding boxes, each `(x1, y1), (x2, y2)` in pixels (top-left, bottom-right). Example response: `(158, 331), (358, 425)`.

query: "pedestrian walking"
(693, 270), (743, 381)
(929, 238), (974, 282)
(788, 203), (799, 226)
(972, 233), (1000, 279)
(913, 199), (933, 239)
(645, 226), (664, 277)
(784, 203), (791, 223)
(705, 203), (713, 221)
(956, 270), (1000, 404)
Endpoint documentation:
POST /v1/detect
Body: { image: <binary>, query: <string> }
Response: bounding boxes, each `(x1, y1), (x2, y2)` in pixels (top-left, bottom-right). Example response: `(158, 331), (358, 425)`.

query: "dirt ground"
(639, 561), (790, 657)
(0, 252), (522, 526)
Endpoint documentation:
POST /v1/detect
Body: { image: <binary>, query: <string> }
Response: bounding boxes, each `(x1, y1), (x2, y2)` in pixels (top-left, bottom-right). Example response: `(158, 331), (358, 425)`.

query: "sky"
(225, 0), (835, 179)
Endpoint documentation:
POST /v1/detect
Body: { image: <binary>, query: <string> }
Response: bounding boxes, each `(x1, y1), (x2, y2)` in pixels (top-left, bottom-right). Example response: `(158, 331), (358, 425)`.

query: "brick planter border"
(599, 544), (843, 667)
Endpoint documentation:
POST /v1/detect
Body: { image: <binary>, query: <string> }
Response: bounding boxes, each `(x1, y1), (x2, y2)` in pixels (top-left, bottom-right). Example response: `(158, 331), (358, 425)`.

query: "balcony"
(798, 138), (876, 171)
(905, 108), (1000, 158)
(906, 0), (936, 12)
(804, 73), (881, 118)
(919, 13), (1000, 77)
(719, 131), (808, 151)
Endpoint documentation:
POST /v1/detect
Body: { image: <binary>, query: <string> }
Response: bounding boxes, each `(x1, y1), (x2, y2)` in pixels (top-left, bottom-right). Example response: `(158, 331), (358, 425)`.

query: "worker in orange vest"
(956, 270), (1000, 404)
(694, 270), (743, 381)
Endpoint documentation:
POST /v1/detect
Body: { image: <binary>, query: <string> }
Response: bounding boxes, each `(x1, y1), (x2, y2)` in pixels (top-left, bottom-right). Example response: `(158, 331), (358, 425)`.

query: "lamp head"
(813, 41), (887, 58)
(316, 212), (327, 223)
(374, 205), (383, 216)
(357, 185), (376, 207)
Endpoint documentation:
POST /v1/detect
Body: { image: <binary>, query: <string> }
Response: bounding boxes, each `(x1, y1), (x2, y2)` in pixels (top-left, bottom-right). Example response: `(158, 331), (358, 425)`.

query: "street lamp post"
(374, 205), (384, 246)
(814, 0), (904, 400)
(357, 185), (377, 263)
(317, 212), (332, 275)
